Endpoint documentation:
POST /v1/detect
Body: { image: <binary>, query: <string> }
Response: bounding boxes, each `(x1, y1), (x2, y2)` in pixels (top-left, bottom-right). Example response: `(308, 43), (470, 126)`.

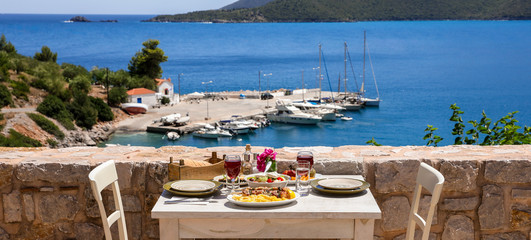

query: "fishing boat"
(166, 131), (180, 141)
(192, 124), (233, 139)
(120, 103), (148, 115)
(266, 100), (321, 125)
(359, 31), (381, 107)
(161, 113), (181, 125)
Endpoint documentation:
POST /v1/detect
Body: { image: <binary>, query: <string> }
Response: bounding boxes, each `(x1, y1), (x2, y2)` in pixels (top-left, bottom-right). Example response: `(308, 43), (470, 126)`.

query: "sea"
(1, 14), (530, 148)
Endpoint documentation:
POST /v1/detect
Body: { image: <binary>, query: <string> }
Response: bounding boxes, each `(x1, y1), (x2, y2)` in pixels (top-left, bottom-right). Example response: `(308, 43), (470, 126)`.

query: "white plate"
(212, 175), (247, 186)
(227, 192), (300, 207)
(317, 178), (363, 190)
(287, 173), (323, 185)
(170, 180), (216, 192)
(245, 173), (290, 188)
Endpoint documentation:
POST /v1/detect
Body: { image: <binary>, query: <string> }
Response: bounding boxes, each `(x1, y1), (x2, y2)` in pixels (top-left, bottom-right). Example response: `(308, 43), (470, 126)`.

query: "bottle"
(242, 144), (253, 175)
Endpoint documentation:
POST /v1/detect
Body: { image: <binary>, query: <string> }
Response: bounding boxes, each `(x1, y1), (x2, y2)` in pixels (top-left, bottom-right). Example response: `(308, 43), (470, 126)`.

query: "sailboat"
(360, 31), (381, 107)
(338, 42), (363, 111)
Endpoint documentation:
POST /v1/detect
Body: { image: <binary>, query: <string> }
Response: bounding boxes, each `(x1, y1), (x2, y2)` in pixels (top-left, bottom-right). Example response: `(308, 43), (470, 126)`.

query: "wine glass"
(296, 160), (311, 196)
(224, 155), (241, 192)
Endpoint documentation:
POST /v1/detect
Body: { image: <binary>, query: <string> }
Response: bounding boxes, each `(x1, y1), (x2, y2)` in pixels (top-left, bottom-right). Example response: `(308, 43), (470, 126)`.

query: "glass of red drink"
(224, 155), (241, 191)
(297, 151), (314, 169)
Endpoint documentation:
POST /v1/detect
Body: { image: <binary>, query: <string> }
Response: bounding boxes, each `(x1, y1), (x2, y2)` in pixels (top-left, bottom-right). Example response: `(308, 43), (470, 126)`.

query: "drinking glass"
(296, 160), (311, 196)
(224, 155), (241, 192)
(297, 151), (314, 170)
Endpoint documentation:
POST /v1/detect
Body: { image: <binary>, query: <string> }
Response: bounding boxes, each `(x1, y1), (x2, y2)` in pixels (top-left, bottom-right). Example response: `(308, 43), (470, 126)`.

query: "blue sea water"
(1, 14), (530, 148)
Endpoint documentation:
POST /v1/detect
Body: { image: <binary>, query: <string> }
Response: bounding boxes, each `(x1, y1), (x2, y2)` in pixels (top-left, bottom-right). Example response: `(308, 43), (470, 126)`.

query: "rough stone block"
(511, 205), (531, 229)
(512, 189), (531, 199)
(441, 197), (479, 211)
(440, 160), (478, 192)
(84, 186), (100, 218)
(442, 215), (474, 240)
(418, 195), (438, 224)
(39, 194), (79, 223)
(0, 163), (14, 191)
(22, 193), (35, 221)
(146, 161), (168, 194)
(15, 161), (91, 184)
(478, 185), (506, 230)
(375, 160), (419, 193)
(481, 232), (527, 240)
(382, 196), (410, 231)
(314, 159), (364, 175)
(0, 227), (8, 240)
(3, 191), (21, 223)
(130, 162), (147, 191)
(485, 160), (531, 184)
(393, 230), (437, 240)
(122, 195), (141, 212)
(116, 161), (134, 190)
(126, 212), (142, 240)
(75, 223), (104, 240)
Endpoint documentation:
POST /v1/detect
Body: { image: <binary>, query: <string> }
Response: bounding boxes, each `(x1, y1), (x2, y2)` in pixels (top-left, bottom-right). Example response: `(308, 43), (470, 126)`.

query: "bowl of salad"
(245, 173), (289, 188)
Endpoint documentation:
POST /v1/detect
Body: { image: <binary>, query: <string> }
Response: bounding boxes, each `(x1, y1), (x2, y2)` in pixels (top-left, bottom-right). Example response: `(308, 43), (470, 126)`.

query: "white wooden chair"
(405, 162), (445, 240)
(88, 160), (128, 240)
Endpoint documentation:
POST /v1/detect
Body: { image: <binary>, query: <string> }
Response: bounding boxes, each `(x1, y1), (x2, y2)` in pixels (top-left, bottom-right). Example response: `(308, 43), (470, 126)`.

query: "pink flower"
(256, 148), (276, 172)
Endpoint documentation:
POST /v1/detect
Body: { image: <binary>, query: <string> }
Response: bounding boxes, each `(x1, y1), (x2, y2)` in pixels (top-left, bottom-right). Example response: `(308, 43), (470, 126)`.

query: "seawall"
(0, 145), (530, 239)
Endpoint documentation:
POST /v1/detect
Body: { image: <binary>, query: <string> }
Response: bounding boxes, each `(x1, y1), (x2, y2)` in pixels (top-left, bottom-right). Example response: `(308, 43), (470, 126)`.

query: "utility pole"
(106, 68), (109, 105)
(258, 70), (261, 98)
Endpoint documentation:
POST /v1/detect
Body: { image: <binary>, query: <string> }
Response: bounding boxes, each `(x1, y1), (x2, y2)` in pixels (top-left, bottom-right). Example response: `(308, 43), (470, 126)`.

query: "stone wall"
(0, 145), (530, 239)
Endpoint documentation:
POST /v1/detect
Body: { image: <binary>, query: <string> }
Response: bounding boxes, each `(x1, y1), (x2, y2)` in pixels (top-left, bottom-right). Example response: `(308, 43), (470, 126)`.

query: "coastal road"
(1, 108), (37, 113)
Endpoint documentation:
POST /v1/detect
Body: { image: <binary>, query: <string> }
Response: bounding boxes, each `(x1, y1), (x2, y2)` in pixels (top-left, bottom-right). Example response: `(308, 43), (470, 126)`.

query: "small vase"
(267, 161), (277, 172)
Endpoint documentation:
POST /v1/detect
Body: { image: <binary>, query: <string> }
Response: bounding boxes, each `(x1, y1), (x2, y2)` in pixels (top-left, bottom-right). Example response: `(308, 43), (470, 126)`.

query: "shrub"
(34, 46), (57, 62)
(0, 84), (13, 107)
(61, 63), (89, 81)
(108, 86), (128, 107)
(0, 129), (42, 147)
(27, 113), (65, 140)
(37, 95), (67, 117)
(90, 96), (114, 121)
(161, 96), (170, 105)
(10, 80), (30, 101)
(46, 138), (58, 148)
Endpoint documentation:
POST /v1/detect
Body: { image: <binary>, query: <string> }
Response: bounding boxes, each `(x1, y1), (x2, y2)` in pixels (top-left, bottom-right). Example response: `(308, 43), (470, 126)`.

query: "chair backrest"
(88, 160), (128, 240)
(405, 162), (445, 240)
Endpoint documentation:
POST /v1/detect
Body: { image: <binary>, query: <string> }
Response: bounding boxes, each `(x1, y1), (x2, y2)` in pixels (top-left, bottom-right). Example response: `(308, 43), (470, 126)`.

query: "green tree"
(69, 75), (92, 94)
(108, 86), (128, 107)
(128, 39), (168, 79)
(90, 96), (114, 121)
(34, 46), (57, 62)
(128, 75), (156, 90)
(61, 63), (89, 81)
(69, 89), (98, 129)
(0, 84), (13, 107)
(0, 51), (9, 81)
(0, 34), (16, 54)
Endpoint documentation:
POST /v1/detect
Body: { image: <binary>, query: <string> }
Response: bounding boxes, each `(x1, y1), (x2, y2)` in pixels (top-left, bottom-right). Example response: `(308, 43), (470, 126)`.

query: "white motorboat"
(341, 116), (353, 121)
(175, 116), (190, 126)
(120, 103), (148, 115)
(360, 97), (380, 106)
(220, 122), (251, 135)
(291, 101), (336, 121)
(166, 131), (180, 140)
(266, 100), (321, 125)
(161, 113), (181, 125)
(192, 124), (233, 139)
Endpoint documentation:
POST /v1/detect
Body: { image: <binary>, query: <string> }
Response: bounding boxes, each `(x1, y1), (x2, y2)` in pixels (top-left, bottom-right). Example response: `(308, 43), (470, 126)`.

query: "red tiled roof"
(127, 88), (156, 96)
(155, 78), (171, 86)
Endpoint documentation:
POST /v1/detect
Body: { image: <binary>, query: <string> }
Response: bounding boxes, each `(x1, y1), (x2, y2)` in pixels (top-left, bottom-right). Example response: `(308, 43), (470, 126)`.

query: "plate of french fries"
(227, 187), (299, 207)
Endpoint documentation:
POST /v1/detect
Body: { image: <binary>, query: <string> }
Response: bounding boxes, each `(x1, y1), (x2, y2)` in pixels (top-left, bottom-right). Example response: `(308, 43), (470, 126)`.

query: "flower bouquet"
(257, 148), (277, 172)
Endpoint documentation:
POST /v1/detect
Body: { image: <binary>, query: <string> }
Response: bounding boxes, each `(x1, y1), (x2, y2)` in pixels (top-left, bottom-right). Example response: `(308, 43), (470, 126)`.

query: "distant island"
(69, 16), (118, 23)
(143, 0), (531, 23)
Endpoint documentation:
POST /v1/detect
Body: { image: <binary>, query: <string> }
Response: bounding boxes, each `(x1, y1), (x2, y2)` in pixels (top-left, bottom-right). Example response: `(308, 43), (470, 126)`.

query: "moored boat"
(266, 100), (321, 125)
(192, 124), (233, 139)
(166, 131), (180, 140)
(121, 103), (148, 115)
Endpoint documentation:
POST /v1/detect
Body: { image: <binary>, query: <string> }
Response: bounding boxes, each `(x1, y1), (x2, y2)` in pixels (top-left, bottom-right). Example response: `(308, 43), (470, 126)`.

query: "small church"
(155, 78), (178, 103)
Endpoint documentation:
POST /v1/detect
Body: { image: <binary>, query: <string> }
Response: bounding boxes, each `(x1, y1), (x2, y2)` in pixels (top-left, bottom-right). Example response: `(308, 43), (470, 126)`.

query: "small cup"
(296, 160), (311, 196)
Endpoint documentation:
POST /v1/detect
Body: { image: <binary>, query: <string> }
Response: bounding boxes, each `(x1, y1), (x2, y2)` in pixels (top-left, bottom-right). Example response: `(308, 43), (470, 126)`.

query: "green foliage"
(28, 61), (65, 96)
(10, 80), (30, 101)
(0, 84), (13, 107)
(61, 63), (89, 81)
(146, 0), (531, 22)
(161, 96), (170, 105)
(128, 75), (156, 90)
(0, 129), (42, 147)
(46, 138), (59, 148)
(69, 90), (98, 129)
(366, 137), (382, 146)
(69, 75), (92, 94)
(128, 39), (168, 79)
(37, 95), (75, 130)
(0, 34), (16, 54)
(0, 51), (9, 81)
(426, 104), (530, 146)
(423, 125), (443, 147)
(27, 113), (65, 140)
(34, 46), (57, 62)
(108, 86), (128, 107)
(89, 96), (114, 121)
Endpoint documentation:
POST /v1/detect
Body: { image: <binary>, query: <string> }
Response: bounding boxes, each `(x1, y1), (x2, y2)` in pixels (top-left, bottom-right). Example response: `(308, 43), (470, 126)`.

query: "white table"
(151, 175), (381, 239)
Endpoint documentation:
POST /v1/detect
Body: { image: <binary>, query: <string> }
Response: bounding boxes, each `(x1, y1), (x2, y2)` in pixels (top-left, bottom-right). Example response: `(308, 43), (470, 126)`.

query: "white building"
(126, 88), (158, 107)
(155, 78), (178, 103)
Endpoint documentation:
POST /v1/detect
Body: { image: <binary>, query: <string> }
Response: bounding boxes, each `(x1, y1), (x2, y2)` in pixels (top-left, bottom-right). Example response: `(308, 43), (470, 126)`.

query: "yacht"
(291, 101), (337, 121)
(266, 100), (321, 125)
(192, 124), (233, 139)
(220, 122), (251, 135)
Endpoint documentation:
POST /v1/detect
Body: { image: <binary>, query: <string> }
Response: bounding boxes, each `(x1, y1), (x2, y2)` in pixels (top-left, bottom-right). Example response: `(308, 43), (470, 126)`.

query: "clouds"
(2, 0), (238, 14)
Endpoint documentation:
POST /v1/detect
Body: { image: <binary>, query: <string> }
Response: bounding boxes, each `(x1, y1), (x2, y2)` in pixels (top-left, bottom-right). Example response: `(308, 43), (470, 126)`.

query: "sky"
(1, 0), (239, 15)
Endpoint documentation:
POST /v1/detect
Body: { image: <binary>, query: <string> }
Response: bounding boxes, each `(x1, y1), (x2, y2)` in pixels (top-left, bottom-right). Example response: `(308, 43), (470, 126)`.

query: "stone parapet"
(0, 145), (529, 239)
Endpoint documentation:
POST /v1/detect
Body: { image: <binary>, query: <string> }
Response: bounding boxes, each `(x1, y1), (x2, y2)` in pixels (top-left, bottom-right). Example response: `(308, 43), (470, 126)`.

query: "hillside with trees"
(221, 0), (275, 10)
(0, 34), (168, 147)
(145, 0), (531, 22)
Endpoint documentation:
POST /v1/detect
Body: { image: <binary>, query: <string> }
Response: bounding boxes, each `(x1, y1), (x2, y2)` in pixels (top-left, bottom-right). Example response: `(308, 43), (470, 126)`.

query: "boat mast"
(344, 42), (347, 96)
(302, 70), (305, 102)
(338, 73), (341, 94)
(319, 44), (322, 102)
(363, 30), (366, 98)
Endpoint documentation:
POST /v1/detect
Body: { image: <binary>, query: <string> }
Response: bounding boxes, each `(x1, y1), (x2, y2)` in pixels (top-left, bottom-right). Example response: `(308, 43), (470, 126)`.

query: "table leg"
(354, 219), (375, 240)
(159, 218), (180, 240)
